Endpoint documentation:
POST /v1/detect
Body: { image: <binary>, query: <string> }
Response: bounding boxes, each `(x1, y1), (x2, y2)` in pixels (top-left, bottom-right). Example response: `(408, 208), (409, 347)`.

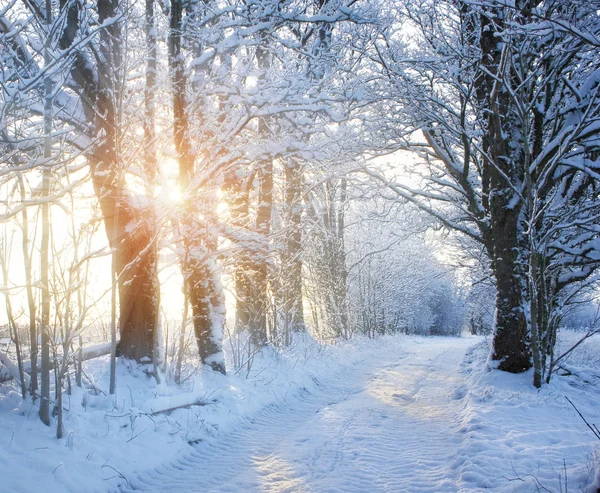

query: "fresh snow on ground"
(457, 338), (600, 492)
(1, 333), (600, 492)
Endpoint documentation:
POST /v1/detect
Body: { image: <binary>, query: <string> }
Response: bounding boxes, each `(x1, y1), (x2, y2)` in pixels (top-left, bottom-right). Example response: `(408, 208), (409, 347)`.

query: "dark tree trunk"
(241, 44), (273, 347)
(485, 111), (531, 373)
(99, 0), (158, 362)
(89, 156), (158, 362)
(334, 179), (348, 337)
(143, 0), (157, 187)
(39, 0), (53, 427)
(490, 235), (531, 372)
(113, 206), (159, 361)
(59, 0), (160, 363)
(185, 252), (226, 374)
(474, 5), (532, 373)
(170, 0), (225, 373)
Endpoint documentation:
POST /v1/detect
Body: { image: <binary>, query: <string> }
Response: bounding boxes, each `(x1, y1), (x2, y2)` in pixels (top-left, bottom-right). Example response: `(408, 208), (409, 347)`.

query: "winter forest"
(1, 0), (600, 491)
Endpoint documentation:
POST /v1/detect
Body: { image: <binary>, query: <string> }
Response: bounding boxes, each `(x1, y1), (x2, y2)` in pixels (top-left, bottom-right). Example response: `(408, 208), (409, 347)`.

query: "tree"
(342, 194), (466, 338)
(305, 179), (350, 339)
(365, 0), (600, 381)
(39, 0), (54, 427)
(169, 0), (226, 373)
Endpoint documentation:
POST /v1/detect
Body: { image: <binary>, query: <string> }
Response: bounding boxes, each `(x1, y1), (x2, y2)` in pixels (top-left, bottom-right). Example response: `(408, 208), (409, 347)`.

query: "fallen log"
(0, 351), (30, 388)
(22, 342), (112, 373)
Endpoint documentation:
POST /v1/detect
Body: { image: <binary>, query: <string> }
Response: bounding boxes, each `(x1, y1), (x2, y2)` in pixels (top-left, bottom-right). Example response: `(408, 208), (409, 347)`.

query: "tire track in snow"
(122, 337), (475, 493)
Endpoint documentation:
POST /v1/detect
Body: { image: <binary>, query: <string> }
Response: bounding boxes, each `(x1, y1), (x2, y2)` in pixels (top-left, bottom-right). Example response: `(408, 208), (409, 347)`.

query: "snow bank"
(455, 334), (600, 492)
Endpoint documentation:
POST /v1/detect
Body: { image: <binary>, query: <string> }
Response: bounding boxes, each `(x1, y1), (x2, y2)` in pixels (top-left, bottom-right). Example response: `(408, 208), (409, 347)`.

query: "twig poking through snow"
(102, 464), (129, 487)
(565, 396), (600, 441)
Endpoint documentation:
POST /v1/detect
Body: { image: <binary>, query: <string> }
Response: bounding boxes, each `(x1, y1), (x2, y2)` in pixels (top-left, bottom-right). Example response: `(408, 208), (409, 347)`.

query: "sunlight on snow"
(252, 454), (308, 492)
(366, 366), (461, 422)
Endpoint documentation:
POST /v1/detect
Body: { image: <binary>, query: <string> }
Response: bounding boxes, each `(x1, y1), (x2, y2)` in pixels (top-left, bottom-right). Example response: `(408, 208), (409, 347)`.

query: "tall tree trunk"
(55, 357), (64, 438)
(334, 179), (348, 337)
(109, 244), (117, 392)
(170, 0), (225, 374)
(59, 0), (160, 363)
(282, 159), (305, 335)
(101, 0), (158, 362)
(143, 0), (157, 188)
(486, 131), (531, 372)
(529, 250), (542, 388)
(175, 289), (188, 384)
(490, 230), (530, 372)
(185, 253), (226, 374)
(229, 43), (273, 347)
(320, 180), (348, 338)
(250, 92), (272, 345)
(491, 250), (531, 372)
(17, 176), (37, 398)
(474, 6), (532, 373)
(110, 204), (159, 362)
(39, 0), (53, 426)
(223, 168), (252, 333)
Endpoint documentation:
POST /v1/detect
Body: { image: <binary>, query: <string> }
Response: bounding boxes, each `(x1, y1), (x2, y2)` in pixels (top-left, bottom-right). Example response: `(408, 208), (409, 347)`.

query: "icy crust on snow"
(0, 334), (403, 493)
(455, 336), (600, 492)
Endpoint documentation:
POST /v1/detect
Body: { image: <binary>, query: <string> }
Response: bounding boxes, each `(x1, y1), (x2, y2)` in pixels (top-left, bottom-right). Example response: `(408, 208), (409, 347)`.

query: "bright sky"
(0, 162), (200, 335)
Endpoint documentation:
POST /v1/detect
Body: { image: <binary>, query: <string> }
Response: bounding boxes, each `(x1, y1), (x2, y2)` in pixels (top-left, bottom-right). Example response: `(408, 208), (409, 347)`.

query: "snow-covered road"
(125, 337), (474, 493)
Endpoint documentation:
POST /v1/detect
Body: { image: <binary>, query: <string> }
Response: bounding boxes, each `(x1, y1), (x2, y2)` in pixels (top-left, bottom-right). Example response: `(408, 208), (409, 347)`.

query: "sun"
(167, 186), (182, 205)
(154, 180), (182, 207)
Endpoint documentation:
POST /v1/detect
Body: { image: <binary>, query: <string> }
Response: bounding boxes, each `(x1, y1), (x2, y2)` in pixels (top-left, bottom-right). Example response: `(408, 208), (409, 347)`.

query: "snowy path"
(125, 337), (474, 493)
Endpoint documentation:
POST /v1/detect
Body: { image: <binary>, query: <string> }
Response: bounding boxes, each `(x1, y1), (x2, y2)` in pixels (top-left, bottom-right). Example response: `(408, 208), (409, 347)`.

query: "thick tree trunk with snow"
(58, 0), (160, 363)
(232, 44), (273, 348)
(99, 0), (158, 362)
(225, 163), (272, 348)
(170, 0), (225, 374)
(89, 155), (158, 362)
(185, 252), (226, 374)
(475, 5), (531, 373)
(490, 234), (530, 373)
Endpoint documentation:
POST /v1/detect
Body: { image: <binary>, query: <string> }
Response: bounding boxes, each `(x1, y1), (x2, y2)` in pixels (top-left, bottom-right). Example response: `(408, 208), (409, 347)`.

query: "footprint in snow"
(452, 386), (467, 400)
